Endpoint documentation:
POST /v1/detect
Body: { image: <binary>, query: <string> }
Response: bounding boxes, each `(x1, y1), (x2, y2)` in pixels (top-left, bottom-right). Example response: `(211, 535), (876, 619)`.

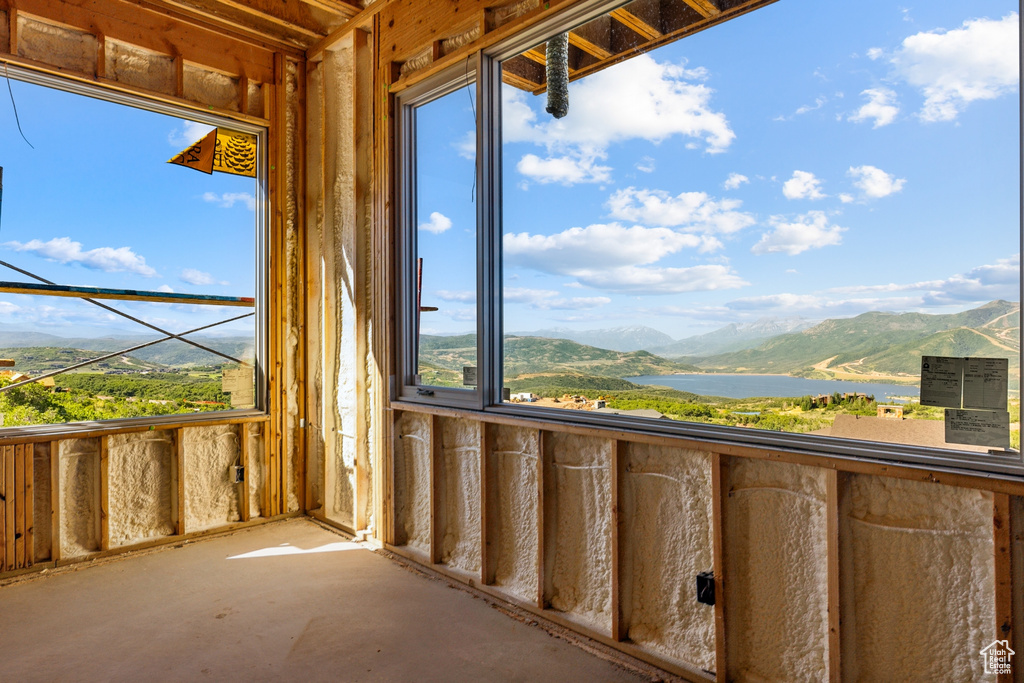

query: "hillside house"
(0, 1), (1021, 682)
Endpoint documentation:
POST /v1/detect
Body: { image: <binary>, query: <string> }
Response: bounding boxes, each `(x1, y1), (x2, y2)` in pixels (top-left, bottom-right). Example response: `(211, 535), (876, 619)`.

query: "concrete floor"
(0, 519), (656, 682)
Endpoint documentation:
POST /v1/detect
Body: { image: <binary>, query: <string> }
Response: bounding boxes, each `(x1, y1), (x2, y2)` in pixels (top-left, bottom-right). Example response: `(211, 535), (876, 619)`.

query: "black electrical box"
(232, 465), (245, 484)
(696, 571), (715, 606)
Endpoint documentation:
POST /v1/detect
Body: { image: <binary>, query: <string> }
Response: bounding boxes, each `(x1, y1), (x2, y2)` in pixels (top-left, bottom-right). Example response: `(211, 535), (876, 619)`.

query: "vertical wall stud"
(429, 414), (442, 565)
(0, 446), (6, 571)
(711, 453), (728, 682)
(14, 444), (26, 567)
(827, 470), (843, 682)
(174, 428), (186, 535)
(239, 424), (251, 523)
(24, 444), (33, 566)
(536, 429), (547, 609)
(480, 422), (492, 585)
(611, 440), (626, 641)
(5, 445), (16, 569)
(50, 441), (60, 563)
(994, 492), (1013, 683)
(99, 437), (109, 551)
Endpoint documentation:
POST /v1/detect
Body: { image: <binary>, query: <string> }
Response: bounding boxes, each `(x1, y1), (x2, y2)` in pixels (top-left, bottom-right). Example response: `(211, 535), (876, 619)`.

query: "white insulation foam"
(183, 425), (241, 532)
(108, 432), (175, 547)
(841, 475), (995, 682)
(439, 418), (481, 574)
(622, 443), (714, 670)
(491, 425), (539, 602)
(183, 64), (239, 111)
(17, 17), (96, 75)
(246, 424), (265, 519)
(59, 438), (101, 558)
(724, 458), (828, 682)
(545, 432), (612, 633)
(105, 40), (175, 95)
(394, 412), (431, 552)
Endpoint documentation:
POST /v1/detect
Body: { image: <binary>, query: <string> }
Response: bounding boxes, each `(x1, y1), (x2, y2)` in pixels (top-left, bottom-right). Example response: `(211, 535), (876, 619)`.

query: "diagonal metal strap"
(0, 259), (248, 365)
(0, 312), (254, 393)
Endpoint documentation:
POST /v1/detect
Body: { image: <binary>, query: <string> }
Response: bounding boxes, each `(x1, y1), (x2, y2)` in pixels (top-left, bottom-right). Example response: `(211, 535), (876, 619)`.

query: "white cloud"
(419, 211), (453, 234)
(203, 192), (256, 211)
(752, 211), (846, 255)
(4, 237), (157, 277)
(723, 173), (749, 190)
(796, 96), (827, 115)
(848, 88), (900, 127)
(606, 187), (755, 237)
(866, 47), (885, 60)
(0, 300), (20, 314)
(516, 152), (612, 185)
(503, 53), (735, 158)
(831, 255), (1019, 306)
(839, 193), (854, 204)
(180, 268), (227, 286)
(505, 287), (610, 310)
(435, 290), (475, 303)
(889, 13), (1019, 122)
(505, 223), (701, 272)
(782, 170), (826, 200)
(168, 121), (215, 148)
(156, 285), (175, 293)
(572, 264), (748, 294)
(636, 156), (656, 173)
(848, 165), (906, 198)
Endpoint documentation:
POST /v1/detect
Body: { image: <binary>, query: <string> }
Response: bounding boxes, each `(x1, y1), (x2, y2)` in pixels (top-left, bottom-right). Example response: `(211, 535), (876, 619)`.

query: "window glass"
(411, 84), (479, 389)
(499, 1), (1020, 455)
(0, 77), (260, 427)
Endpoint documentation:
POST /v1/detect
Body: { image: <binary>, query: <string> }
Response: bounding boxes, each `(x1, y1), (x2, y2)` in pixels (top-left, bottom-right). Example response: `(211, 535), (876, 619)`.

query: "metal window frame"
(461, 0), (1024, 477)
(0, 64), (268, 429)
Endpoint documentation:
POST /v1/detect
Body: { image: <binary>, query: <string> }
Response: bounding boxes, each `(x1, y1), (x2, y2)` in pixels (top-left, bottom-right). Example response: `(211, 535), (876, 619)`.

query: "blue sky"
(0, 81), (256, 337)
(417, 0), (1020, 340)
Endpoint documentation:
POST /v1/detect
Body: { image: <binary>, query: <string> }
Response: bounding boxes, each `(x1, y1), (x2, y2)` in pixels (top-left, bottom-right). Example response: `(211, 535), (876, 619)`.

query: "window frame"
(0, 64), (269, 436)
(394, 1), (1024, 477)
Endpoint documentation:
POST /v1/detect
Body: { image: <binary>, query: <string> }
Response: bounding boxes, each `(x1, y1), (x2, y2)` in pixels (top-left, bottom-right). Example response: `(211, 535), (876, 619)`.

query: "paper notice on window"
(463, 366), (477, 387)
(222, 367), (255, 408)
(945, 409), (1010, 449)
(920, 356), (963, 408)
(961, 357), (1008, 411)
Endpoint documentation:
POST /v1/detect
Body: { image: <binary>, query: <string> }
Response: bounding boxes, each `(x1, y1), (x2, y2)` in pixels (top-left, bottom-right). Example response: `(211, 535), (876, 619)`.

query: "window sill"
(0, 409), (269, 444)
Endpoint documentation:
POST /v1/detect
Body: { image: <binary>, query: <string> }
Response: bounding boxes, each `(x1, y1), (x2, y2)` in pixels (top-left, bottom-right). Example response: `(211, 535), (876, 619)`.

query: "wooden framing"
(826, 470), (843, 682)
(710, 453), (727, 682)
(611, 439), (625, 642)
(994, 492), (1013, 683)
(479, 422), (492, 585)
(173, 428), (186, 536)
(0, 443), (34, 572)
(239, 423), (251, 523)
(99, 437), (109, 552)
(49, 440), (60, 563)
(429, 414), (442, 565)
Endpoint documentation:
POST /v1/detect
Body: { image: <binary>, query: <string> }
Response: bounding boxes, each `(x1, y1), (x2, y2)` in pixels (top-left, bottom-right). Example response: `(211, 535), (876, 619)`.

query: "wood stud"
(827, 470), (843, 682)
(711, 453), (728, 682)
(994, 492), (1013, 683)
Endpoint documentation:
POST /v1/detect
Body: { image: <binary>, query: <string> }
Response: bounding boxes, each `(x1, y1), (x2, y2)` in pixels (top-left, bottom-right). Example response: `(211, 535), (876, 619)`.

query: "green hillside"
(0, 347), (166, 375)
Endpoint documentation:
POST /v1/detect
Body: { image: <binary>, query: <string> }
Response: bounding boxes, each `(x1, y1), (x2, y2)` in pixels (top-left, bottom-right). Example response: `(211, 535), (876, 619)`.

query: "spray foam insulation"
(544, 432), (612, 633)
(183, 64), (239, 112)
(183, 425), (241, 531)
(840, 475), (995, 682)
(438, 418), (481, 574)
(32, 442), (51, 561)
(393, 412), (431, 552)
(17, 16), (97, 76)
(105, 40), (176, 96)
(621, 443), (714, 670)
(108, 432), (175, 547)
(246, 423), (265, 519)
(59, 438), (101, 558)
(724, 457), (828, 682)
(490, 425), (539, 601)
(284, 58), (302, 514)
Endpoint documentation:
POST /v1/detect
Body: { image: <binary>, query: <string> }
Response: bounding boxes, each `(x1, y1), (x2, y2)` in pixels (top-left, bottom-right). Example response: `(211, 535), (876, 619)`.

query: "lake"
(626, 374), (919, 401)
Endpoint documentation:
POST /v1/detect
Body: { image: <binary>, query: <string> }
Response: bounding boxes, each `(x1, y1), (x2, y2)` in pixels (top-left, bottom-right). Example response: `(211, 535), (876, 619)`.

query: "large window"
(399, 0), (1022, 474)
(0, 68), (264, 429)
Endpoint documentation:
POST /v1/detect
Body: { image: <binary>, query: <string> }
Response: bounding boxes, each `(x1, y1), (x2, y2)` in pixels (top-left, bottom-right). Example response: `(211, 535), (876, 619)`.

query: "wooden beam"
(1, 446), (9, 571)
(480, 422), (491, 585)
(501, 69), (541, 92)
(13, 445), (24, 568)
(24, 444), (33, 567)
(307, 0), (392, 61)
(7, 7), (17, 56)
(994, 492), (1013, 683)
(711, 453), (727, 682)
(99, 437), (109, 551)
(568, 31), (612, 60)
(681, 0), (721, 19)
(537, 429), (547, 609)
(429, 414), (441, 565)
(49, 440), (60, 563)
(611, 440), (625, 641)
(610, 8), (661, 40)
(239, 424), (250, 522)
(522, 46), (545, 66)
(826, 470), (842, 682)
(260, 420), (269, 518)
(0, 359), (14, 367)
(173, 428), (186, 535)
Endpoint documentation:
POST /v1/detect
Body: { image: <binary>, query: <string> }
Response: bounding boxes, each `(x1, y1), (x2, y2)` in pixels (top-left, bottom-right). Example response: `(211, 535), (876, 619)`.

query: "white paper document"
(961, 357), (1008, 411)
(920, 356), (963, 408)
(944, 409), (1010, 449)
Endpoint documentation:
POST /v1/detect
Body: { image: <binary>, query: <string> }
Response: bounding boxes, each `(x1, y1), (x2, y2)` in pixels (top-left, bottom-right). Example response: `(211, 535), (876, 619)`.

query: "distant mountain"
(0, 333), (254, 368)
(651, 317), (815, 358)
(419, 334), (698, 379)
(514, 325), (675, 352)
(695, 301), (1020, 382)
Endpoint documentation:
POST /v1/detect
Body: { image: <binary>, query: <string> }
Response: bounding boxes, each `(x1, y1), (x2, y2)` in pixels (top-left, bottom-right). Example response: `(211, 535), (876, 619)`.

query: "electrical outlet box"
(696, 571), (715, 606)
(232, 465), (245, 484)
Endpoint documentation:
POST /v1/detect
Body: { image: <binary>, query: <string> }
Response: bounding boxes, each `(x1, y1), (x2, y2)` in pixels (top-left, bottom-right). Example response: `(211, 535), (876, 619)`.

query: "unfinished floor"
(0, 518), (657, 682)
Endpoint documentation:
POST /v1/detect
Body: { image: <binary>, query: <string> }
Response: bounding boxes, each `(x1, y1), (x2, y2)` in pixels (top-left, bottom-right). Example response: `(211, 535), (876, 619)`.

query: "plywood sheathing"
(31, 442), (51, 562)
(543, 431), (612, 633)
(107, 432), (175, 547)
(394, 412), (431, 552)
(490, 424), (539, 601)
(621, 443), (714, 670)
(104, 39), (176, 95)
(16, 14), (96, 75)
(724, 457), (829, 682)
(438, 417), (481, 573)
(183, 425), (242, 531)
(58, 438), (100, 558)
(840, 475), (996, 681)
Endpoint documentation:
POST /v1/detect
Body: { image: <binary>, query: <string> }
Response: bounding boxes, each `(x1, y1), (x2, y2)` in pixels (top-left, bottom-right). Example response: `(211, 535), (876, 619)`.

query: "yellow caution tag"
(213, 129), (258, 178)
(168, 128), (257, 177)
(167, 128), (217, 174)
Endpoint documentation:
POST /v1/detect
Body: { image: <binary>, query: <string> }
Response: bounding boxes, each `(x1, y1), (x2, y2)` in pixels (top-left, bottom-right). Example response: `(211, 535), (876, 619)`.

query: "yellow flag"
(213, 130), (258, 178)
(167, 128), (217, 174)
